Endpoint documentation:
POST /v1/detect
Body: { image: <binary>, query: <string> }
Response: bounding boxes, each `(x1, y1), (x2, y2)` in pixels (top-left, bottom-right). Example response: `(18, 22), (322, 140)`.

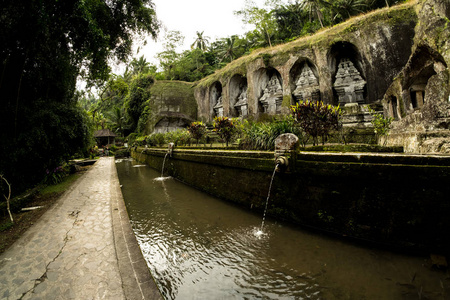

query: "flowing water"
(116, 158), (449, 300)
(257, 164), (279, 236)
(161, 152), (169, 178)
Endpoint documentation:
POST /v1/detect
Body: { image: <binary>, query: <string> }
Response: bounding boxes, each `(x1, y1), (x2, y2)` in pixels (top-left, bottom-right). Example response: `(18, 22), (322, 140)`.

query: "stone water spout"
(161, 143), (175, 178)
(274, 133), (299, 172)
(168, 142), (175, 157)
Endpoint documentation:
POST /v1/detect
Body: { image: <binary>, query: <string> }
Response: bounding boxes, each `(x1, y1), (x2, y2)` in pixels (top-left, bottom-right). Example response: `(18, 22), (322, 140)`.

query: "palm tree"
(107, 106), (127, 137)
(191, 31), (210, 52)
(217, 36), (238, 63)
(330, 0), (368, 22)
(300, 0), (328, 28)
(130, 55), (151, 75)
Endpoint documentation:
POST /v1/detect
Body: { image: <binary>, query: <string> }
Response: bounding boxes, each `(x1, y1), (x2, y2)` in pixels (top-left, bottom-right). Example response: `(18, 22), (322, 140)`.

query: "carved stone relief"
(259, 75), (283, 114)
(213, 96), (224, 117)
(234, 85), (248, 117)
(333, 58), (366, 105)
(293, 64), (320, 102)
(154, 117), (187, 133)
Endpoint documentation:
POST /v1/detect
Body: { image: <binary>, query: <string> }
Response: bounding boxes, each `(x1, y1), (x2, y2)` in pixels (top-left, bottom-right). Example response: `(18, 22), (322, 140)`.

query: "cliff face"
(382, 0), (450, 153)
(194, 2), (418, 122)
(143, 81), (197, 135)
(144, 1), (450, 154)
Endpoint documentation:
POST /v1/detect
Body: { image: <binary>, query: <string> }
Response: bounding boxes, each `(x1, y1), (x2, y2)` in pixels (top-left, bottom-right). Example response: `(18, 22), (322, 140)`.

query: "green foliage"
(134, 136), (147, 146)
(369, 109), (393, 145)
(147, 133), (166, 147)
(188, 122), (207, 145)
(128, 56), (156, 76)
(127, 133), (139, 146)
(235, 1), (278, 47)
(40, 172), (83, 196)
(136, 104), (151, 135)
(165, 129), (191, 146)
(240, 116), (303, 150)
(0, 221), (14, 232)
(213, 117), (238, 147)
(318, 210), (335, 223)
(291, 101), (342, 146)
(156, 30), (185, 80)
(44, 165), (69, 185)
(0, 0), (159, 194)
(191, 31), (210, 51)
(125, 73), (155, 132)
(169, 49), (216, 82)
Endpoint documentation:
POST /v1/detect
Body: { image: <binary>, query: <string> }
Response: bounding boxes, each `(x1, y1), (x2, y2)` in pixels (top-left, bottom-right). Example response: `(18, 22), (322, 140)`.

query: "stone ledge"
(110, 158), (163, 300)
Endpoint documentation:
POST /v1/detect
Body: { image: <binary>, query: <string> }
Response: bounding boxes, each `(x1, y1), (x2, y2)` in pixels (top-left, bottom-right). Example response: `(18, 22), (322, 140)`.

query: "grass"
(40, 172), (82, 195)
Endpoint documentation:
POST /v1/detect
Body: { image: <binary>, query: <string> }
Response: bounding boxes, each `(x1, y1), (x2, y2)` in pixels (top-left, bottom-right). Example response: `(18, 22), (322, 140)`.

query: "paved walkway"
(0, 157), (162, 300)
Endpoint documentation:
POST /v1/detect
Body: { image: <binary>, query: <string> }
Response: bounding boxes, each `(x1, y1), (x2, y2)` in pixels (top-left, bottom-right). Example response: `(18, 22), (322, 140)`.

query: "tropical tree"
(170, 49), (215, 81)
(191, 31), (210, 52)
(156, 30), (185, 79)
(0, 0), (160, 192)
(129, 56), (154, 76)
(300, 0), (328, 28)
(107, 106), (128, 137)
(235, 0), (278, 47)
(329, 0), (368, 23)
(124, 73), (155, 132)
(217, 36), (239, 63)
(272, 2), (308, 42)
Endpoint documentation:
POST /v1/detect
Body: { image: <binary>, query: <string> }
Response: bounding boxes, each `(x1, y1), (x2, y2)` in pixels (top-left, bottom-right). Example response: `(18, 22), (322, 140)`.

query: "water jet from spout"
(258, 163), (280, 234)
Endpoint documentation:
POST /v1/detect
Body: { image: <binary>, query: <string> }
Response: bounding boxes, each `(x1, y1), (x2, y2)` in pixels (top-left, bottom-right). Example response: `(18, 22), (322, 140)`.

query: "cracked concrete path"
(0, 157), (161, 300)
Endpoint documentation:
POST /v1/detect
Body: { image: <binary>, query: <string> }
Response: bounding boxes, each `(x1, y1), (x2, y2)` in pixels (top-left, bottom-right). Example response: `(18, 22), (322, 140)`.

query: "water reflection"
(116, 158), (449, 299)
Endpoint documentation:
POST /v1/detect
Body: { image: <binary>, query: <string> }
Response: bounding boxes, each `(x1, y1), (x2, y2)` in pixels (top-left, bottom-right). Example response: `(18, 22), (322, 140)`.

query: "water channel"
(116, 158), (449, 299)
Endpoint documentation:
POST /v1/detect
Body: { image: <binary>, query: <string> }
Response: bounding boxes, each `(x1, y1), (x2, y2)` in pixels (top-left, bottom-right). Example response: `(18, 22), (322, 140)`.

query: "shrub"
(165, 129), (191, 146)
(188, 121), (207, 145)
(369, 108), (393, 146)
(240, 116), (303, 150)
(134, 136), (147, 146)
(213, 117), (237, 147)
(291, 100), (341, 146)
(44, 164), (69, 185)
(147, 133), (165, 147)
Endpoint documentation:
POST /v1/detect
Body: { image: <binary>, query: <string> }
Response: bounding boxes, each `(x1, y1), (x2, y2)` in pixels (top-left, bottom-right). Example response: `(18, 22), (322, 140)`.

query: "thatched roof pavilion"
(94, 129), (116, 147)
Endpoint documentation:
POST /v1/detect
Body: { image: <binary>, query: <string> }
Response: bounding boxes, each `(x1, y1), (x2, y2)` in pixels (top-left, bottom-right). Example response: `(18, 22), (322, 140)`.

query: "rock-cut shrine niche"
(402, 46), (447, 112)
(229, 75), (248, 117)
(210, 82), (223, 118)
(329, 42), (366, 105)
(154, 117), (188, 133)
(259, 73), (283, 114)
(234, 85), (248, 117)
(408, 64), (436, 110)
(291, 61), (320, 103)
(333, 58), (366, 105)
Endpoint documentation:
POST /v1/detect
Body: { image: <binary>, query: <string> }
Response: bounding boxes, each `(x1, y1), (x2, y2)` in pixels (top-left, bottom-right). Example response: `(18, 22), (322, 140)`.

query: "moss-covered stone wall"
(144, 81), (197, 134)
(194, 2), (418, 122)
(132, 147), (450, 253)
(380, 0), (450, 153)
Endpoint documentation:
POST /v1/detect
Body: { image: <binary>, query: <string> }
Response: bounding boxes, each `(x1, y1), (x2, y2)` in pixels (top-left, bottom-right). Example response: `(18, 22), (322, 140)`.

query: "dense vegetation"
(1, 0), (407, 196)
(81, 0), (407, 151)
(0, 0), (160, 193)
(151, 0), (407, 81)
